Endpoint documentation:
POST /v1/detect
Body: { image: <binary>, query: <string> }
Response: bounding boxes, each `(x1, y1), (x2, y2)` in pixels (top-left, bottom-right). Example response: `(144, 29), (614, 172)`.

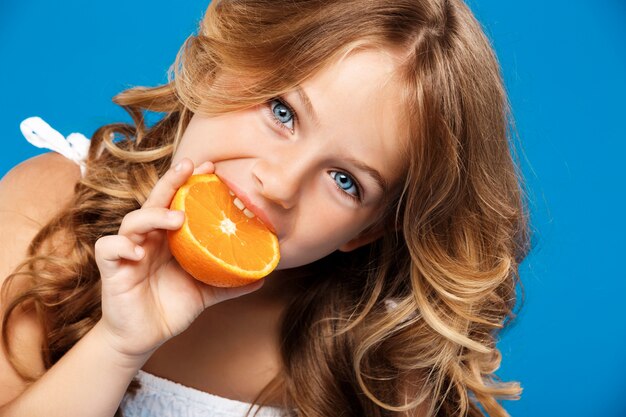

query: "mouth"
(217, 176), (278, 235)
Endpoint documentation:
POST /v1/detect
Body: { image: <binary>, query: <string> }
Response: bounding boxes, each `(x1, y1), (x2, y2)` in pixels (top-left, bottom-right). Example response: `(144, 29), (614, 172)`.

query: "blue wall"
(1, 1), (625, 416)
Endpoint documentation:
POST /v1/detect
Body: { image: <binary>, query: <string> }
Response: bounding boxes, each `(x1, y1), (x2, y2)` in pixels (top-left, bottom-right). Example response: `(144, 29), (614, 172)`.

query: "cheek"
(173, 111), (261, 164)
(173, 118), (215, 165)
(276, 207), (367, 269)
(301, 202), (358, 243)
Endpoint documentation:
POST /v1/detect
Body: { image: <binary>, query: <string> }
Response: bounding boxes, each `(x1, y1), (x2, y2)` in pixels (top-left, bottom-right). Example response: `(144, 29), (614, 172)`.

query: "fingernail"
(135, 246), (145, 257)
(174, 162), (183, 172)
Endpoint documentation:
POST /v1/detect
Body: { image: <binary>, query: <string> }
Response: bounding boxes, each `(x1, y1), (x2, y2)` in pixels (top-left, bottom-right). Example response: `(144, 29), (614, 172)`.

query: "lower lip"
(217, 176), (277, 235)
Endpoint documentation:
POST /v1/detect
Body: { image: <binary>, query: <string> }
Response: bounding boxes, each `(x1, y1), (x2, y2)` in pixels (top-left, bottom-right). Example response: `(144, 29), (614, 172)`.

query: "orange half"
(167, 174), (280, 287)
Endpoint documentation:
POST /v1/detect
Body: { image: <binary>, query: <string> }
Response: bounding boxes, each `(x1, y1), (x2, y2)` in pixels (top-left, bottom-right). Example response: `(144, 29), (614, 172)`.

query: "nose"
(251, 157), (306, 209)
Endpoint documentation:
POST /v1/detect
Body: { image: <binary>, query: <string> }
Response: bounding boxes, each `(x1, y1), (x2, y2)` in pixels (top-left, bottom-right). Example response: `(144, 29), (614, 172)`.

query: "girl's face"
(172, 49), (406, 269)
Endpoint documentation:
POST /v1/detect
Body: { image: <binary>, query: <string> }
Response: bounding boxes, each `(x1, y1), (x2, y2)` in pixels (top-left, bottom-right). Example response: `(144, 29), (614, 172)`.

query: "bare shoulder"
(0, 152), (81, 226)
(0, 152), (81, 405)
(0, 151), (80, 276)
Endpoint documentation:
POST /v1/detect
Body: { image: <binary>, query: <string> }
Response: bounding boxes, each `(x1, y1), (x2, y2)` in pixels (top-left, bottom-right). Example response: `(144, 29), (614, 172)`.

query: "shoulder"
(0, 151), (81, 279)
(0, 151), (81, 296)
(0, 152), (81, 227)
(0, 152), (81, 405)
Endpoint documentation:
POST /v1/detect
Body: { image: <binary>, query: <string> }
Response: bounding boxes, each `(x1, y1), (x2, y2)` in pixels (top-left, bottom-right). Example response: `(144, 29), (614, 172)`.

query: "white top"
(120, 370), (288, 417)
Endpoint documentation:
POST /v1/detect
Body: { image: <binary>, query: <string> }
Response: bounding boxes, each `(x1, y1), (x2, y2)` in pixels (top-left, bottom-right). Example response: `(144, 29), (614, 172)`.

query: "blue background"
(1, 1), (625, 416)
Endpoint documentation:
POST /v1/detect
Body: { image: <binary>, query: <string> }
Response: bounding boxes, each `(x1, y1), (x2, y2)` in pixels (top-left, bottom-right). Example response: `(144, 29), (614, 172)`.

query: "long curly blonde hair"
(2, 1), (530, 416)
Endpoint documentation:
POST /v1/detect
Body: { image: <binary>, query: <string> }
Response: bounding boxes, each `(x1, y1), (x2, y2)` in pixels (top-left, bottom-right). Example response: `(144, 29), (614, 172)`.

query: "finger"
(118, 207), (185, 243)
(142, 158), (195, 209)
(192, 161), (215, 175)
(95, 235), (145, 277)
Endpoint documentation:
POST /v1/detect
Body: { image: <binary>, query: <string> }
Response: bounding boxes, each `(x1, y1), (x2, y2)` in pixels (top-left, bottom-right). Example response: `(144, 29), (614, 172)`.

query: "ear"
(338, 224), (387, 253)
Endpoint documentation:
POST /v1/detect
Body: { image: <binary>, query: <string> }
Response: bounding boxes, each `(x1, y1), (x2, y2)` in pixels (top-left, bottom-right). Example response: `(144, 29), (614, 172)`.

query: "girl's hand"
(94, 158), (265, 360)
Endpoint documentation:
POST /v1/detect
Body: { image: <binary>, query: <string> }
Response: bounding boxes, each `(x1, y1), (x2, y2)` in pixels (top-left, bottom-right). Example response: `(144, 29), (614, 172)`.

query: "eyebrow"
(345, 157), (390, 196)
(294, 85), (321, 128)
(293, 85), (390, 196)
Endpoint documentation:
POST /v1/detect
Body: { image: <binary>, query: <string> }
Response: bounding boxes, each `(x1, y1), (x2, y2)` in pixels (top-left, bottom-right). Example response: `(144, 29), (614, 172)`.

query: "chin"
(274, 257), (304, 271)
(273, 246), (335, 271)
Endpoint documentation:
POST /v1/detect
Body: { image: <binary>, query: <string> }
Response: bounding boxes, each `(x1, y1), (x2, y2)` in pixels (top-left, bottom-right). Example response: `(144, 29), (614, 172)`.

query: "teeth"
(233, 197), (245, 210)
(232, 197), (256, 219)
(229, 190), (235, 196)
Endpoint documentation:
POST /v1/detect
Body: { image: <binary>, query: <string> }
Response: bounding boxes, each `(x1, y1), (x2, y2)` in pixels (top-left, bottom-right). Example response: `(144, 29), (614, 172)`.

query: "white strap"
(20, 117), (90, 177)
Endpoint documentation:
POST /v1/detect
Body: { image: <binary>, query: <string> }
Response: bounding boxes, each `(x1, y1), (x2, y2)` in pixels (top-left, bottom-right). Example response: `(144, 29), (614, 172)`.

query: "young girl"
(0, 1), (530, 416)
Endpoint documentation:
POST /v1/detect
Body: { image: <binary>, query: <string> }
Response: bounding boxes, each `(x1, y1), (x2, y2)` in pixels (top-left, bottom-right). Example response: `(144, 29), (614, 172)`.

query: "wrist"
(91, 320), (156, 371)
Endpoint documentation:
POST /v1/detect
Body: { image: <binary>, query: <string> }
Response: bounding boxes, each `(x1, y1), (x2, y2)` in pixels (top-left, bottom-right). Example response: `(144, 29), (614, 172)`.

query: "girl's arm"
(0, 156), (264, 415)
(0, 154), (143, 416)
(0, 321), (149, 417)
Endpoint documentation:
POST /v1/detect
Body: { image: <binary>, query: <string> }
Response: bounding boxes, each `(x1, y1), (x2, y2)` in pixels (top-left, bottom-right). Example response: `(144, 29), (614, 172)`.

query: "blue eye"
(330, 170), (361, 201)
(268, 98), (296, 132)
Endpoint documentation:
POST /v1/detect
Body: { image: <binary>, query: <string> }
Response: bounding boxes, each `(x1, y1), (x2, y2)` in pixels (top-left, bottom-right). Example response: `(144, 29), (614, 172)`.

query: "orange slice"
(167, 174), (280, 287)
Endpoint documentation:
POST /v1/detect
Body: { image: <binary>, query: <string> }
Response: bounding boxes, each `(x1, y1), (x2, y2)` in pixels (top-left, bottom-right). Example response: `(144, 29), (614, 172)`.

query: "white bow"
(20, 117), (90, 177)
